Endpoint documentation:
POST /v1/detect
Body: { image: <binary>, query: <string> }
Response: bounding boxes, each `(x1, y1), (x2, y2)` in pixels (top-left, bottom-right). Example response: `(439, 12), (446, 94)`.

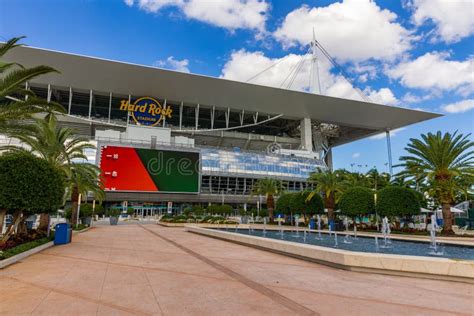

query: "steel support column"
(88, 89), (93, 120)
(195, 104), (199, 130)
(162, 99), (167, 127)
(68, 87), (72, 114)
(47, 84), (51, 103)
(108, 92), (112, 123)
(179, 101), (183, 130)
(386, 129), (393, 176)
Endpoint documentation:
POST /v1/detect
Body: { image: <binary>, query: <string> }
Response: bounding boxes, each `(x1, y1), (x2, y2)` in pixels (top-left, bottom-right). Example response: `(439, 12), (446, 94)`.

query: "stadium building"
(4, 46), (440, 214)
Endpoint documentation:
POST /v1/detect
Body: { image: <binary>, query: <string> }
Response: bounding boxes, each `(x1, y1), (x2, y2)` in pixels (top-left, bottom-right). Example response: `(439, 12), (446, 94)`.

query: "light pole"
(91, 199), (96, 227)
(76, 193), (82, 229)
(374, 192), (379, 231)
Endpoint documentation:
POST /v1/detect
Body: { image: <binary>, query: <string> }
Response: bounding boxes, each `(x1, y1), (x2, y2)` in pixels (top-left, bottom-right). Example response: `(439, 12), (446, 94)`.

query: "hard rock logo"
(120, 97), (172, 127)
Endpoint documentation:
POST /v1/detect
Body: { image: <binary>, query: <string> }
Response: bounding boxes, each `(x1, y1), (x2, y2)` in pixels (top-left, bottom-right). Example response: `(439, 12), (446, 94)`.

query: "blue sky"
(1, 0), (473, 173)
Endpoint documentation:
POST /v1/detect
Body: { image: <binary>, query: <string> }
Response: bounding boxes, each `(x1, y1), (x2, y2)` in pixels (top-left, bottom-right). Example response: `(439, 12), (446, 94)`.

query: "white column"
(300, 117), (313, 151)
(179, 101), (183, 130)
(108, 92), (112, 123)
(47, 84), (52, 103)
(88, 89), (93, 119)
(68, 87), (72, 114)
(126, 94), (131, 127)
(162, 99), (167, 127)
(325, 148), (333, 170)
(386, 130), (393, 176)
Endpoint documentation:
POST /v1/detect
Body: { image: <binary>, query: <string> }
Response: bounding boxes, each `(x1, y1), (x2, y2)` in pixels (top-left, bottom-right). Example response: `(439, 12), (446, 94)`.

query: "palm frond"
(0, 36), (25, 58)
(0, 66), (58, 97)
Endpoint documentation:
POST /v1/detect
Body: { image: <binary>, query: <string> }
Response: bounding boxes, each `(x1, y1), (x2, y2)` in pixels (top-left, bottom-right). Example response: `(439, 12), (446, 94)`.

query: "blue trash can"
(329, 220), (335, 231)
(309, 219), (315, 230)
(54, 223), (72, 245)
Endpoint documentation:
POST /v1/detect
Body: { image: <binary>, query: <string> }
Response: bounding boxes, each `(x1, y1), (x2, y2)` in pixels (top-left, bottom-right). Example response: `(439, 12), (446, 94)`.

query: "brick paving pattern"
(0, 224), (472, 315)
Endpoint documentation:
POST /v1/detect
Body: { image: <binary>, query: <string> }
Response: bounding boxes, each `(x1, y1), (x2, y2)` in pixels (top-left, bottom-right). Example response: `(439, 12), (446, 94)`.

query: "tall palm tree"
(307, 168), (344, 224)
(365, 168), (390, 191)
(396, 131), (473, 233)
(252, 178), (284, 221)
(0, 37), (63, 134)
(3, 115), (104, 227)
(342, 171), (369, 188)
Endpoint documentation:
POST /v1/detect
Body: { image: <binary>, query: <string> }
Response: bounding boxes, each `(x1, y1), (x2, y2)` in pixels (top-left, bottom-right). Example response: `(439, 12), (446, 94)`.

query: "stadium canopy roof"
(5, 46), (441, 145)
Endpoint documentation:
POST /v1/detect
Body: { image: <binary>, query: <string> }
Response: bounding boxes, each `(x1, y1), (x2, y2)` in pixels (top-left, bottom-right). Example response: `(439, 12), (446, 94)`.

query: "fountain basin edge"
(185, 226), (474, 284)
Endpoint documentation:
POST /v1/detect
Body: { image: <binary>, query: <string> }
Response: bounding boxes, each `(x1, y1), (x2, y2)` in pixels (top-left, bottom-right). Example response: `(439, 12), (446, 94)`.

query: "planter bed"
(0, 237), (54, 269)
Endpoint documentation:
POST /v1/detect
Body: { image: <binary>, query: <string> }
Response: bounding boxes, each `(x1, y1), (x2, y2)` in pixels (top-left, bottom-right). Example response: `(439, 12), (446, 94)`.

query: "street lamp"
(76, 193), (82, 229)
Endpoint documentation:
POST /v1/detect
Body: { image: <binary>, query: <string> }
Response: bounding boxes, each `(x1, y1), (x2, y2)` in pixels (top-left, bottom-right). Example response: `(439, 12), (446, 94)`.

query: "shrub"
(276, 192), (292, 215)
(193, 206), (206, 216)
(376, 186), (421, 218)
(339, 187), (375, 217)
(106, 208), (121, 217)
(0, 152), (65, 216)
(94, 204), (105, 216)
(306, 192), (324, 215)
(207, 204), (232, 215)
(258, 209), (269, 217)
(207, 204), (221, 215)
(289, 191), (324, 215)
(79, 203), (94, 217)
(0, 236), (53, 260)
(289, 192), (306, 214)
(220, 204), (233, 215)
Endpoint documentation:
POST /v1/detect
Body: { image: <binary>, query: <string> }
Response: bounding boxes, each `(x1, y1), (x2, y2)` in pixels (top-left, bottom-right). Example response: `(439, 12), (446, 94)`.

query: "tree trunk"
(0, 209), (6, 235)
(441, 203), (453, 233)
(1, 210), (23, 243)
(327, 208), (334, 222)
(71, 186), (80, 225)
(17, 214), (28, 235)
(267, 194), (274, 221)
(38, 213), (50, 232)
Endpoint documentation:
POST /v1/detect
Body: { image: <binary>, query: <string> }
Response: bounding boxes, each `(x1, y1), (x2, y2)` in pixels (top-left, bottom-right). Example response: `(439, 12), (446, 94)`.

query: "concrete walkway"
(0, 224), (472, 315)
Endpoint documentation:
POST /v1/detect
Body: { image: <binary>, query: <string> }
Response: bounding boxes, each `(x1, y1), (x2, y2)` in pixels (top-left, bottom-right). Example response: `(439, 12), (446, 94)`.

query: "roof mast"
(310, 27), (322, 95)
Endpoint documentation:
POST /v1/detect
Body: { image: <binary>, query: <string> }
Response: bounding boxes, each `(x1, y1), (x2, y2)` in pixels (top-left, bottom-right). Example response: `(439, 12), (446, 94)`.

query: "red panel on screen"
(100, 146), (158, 192)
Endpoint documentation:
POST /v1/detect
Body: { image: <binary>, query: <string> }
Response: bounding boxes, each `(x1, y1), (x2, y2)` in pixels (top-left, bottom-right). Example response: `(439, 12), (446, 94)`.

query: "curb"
(72, 226), (92, 234)
(0, 241), (54, 269)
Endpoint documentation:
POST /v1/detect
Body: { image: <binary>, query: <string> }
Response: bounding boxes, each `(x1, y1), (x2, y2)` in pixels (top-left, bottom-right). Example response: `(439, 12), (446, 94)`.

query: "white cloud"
(273, 0), (413, 62)
(386, 52), (474, 94)
(401, 92), (435, 104)
(220, 49), (399, 106)
(441, 99), (474, 114)
(352, 152), (361, 159)
(411, 0), (474, 43)
(370, 127), (406, 140)
(124, 0), (269, 32)
(154, 56), (190, 73)
(367, 88), (399, 106)
(220, 49), (311, 91)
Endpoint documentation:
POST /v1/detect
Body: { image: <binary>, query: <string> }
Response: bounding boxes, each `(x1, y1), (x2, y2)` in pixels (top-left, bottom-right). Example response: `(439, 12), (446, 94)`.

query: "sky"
(1, 0), (473, 173)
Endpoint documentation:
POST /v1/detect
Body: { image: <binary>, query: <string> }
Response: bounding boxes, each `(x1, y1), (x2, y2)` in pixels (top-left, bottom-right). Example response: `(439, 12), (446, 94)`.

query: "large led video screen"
(99, 145), (200, 193)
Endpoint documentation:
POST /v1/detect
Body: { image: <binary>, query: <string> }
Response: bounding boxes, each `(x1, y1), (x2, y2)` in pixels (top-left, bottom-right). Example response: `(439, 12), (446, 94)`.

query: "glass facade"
(201, 148), (325, 180)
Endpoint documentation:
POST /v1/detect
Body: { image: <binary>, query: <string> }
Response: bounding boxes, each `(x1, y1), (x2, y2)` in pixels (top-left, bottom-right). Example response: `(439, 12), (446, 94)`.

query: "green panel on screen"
(136, 148), (200, 193)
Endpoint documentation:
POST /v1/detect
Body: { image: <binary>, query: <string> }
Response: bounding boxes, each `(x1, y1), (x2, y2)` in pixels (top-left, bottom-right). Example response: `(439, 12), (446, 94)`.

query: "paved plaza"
(0, 224), (472, 315)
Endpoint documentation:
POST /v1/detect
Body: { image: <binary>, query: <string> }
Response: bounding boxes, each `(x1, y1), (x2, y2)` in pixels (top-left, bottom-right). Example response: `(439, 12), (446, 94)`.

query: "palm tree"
(307, 168), (344, 225)
(3, 115), (104, 227)
(0, 37), (63, 134)
(252, 178), (284, 221)
(342, 171), (369, 188)
(396, 131), (473, 233)
(366, 168), (390, 191)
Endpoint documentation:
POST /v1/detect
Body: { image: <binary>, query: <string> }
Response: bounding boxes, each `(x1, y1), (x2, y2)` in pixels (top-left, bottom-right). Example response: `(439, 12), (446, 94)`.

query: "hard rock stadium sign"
(120, 97), (172, 126)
